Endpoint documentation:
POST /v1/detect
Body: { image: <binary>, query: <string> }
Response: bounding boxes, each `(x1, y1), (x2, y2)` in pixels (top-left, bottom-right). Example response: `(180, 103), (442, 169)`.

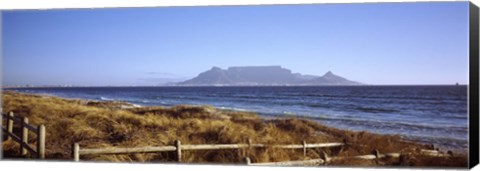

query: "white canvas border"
(0, 0), (478, 171)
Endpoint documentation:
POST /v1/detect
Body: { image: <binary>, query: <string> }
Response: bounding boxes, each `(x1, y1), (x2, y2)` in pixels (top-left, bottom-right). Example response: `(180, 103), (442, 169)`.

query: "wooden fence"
(245, 148), (451, 166)
(73, 139), (451, 166)
(0, 111), (453, 164)
(72, 140), (344, 162)
(1, 112), (46, 159)
(244, 149), (401, 166)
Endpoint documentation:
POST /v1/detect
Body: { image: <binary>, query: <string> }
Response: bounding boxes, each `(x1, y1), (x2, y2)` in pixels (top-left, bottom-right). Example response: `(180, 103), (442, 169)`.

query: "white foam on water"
(99, 96), (113, 101)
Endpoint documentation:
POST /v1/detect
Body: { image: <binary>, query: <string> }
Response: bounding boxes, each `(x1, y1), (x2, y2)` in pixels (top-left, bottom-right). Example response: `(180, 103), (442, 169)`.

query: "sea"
(6, 86), (468, 152)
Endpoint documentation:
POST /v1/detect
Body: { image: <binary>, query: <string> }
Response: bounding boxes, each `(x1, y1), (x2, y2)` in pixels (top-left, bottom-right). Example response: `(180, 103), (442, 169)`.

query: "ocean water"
(7, 86), (468, 152)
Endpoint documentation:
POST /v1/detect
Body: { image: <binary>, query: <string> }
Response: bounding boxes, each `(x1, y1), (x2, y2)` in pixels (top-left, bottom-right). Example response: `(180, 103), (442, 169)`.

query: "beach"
(1, 90), (467, 167)
(6, 86), (469, 152)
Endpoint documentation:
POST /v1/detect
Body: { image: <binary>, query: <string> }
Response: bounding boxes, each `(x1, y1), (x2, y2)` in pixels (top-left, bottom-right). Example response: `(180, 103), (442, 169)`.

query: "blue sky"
(2, 2), (470, 86)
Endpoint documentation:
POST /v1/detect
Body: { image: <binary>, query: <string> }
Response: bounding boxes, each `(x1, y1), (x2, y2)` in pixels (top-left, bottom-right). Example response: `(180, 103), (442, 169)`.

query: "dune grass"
(1, 91), (467, 167)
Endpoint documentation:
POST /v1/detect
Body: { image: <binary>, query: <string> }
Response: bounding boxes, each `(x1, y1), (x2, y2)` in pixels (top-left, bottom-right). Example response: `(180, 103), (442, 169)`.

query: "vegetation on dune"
(1, 91), (467, 167)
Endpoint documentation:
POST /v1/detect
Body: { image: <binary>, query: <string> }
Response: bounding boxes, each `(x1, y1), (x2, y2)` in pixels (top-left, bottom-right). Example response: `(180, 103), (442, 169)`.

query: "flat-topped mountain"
(177, 66), (362, 86)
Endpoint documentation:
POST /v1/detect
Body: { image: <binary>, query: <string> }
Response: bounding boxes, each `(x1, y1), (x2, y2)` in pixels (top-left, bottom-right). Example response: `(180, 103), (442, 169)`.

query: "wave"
(131, 104), (143, 108)
(99, 96), (114, 101)
(218, 106), (251, 112)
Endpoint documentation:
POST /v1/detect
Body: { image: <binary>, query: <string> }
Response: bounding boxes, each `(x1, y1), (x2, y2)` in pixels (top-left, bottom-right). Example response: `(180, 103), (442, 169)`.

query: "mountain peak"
(324, 71), (334, 76)
(211, 66), (223, 70)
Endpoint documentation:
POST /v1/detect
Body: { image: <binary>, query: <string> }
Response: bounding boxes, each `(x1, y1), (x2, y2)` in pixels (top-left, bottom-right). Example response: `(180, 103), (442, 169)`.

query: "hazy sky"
(2, 2), (469, 86)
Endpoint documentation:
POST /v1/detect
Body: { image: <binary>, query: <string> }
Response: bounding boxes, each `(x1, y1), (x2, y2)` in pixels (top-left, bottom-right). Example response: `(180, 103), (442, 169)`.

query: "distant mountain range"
(176, 66), (362, 86)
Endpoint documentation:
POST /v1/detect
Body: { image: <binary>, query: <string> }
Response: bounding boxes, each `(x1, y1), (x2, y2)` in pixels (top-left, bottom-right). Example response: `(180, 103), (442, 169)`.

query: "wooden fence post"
(245, 157), (251, 165)
(302, 140), (307, 157)
(175, 140), (182, 162)
(372, 149), (380, 159)
(7, 112), (14, 140)
(72, 143), (80, 162)
(37, 125), (46, 159)
(21, 117), (29, 156)
(247, 138), (252, 156)
(320, 151), (330, 163)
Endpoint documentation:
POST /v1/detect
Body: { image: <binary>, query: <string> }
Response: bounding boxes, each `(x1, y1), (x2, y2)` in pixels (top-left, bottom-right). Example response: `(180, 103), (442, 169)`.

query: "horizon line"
(1, 84), (469, 88)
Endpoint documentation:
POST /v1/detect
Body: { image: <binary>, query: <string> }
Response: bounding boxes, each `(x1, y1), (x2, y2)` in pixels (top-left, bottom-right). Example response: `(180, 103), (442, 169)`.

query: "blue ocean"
(8, 86), (468, 152)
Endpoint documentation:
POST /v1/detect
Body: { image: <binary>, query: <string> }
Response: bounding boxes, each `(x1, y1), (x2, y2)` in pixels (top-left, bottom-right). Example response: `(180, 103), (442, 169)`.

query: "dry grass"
(1, 91), (467, 167)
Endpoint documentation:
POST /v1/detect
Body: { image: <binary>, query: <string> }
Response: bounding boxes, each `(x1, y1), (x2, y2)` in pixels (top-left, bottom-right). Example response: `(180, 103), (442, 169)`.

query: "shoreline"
(201, 111), (468, 155)
(1, 90), (468, 167)
(3, 90), (469, 154)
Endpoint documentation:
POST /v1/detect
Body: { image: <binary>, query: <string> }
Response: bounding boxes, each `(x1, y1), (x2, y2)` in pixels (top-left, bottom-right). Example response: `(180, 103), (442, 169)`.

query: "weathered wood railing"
(72, 138), (451, 166)
(245, 148), (453, 166)
(244, 149), (401, 166)
(1, 112), (46, 159)
(245, 157), (326, 166)
(72, 140), (345, 162)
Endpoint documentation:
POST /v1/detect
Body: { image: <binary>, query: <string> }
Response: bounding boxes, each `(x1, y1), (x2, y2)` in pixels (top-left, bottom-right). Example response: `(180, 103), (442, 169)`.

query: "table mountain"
(177, 66), (362, 86)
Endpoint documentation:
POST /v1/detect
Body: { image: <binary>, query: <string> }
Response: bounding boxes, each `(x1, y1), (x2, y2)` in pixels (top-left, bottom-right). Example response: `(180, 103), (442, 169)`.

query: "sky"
(2, 2), (470, 86)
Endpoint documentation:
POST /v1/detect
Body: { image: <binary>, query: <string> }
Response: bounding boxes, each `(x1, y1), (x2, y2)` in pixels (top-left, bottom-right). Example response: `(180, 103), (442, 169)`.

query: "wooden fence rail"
(72, 140), (345, 162)
(246, 158), (325, 166)
(245, 148), (450, 166)
(73, 138), (450, 166)
(1, 112), (46, 159)
(245, 149), (401, 166)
